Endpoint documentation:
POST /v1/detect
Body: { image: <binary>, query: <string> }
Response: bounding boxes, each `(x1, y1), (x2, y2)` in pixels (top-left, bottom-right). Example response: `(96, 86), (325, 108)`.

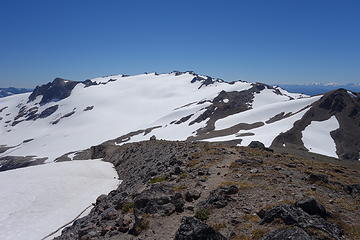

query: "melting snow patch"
(223, 99), (229, 103)
(0, 160), (120, 240)
(302, 116), (339, 158)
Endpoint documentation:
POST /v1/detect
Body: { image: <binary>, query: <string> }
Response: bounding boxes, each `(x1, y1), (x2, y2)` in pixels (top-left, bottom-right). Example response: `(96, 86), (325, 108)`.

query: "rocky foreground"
(55, 140), (360, 240)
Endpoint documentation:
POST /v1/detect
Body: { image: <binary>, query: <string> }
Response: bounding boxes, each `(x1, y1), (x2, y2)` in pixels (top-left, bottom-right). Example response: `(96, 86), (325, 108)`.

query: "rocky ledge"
(55, 140), (360, 240)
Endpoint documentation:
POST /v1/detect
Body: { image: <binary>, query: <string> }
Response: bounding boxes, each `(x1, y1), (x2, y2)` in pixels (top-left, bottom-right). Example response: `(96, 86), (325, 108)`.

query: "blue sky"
(1, 0), (359, 88)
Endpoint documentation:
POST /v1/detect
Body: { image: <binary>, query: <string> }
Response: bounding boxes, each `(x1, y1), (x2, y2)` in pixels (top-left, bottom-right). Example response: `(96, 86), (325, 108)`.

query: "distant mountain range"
(1, 82), (358, 98)
(0, 71), (359, 171)
(276, 83), (360, 96)
(0, 87), (32, 98)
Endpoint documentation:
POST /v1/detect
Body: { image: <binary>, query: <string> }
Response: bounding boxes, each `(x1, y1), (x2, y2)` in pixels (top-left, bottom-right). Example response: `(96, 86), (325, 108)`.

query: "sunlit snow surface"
(302, 116), (340, 158)
(0, 73), (253, 161)
(0, 160), (120, 240)
(0, 72), (340, 160)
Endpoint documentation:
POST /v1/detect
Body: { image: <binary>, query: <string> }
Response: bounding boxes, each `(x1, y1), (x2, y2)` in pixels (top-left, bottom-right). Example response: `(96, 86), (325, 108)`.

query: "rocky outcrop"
(344, 184), (360, 196)
(261, 227), (312, 240)
(258, 200), (342, 240)
(199, 185), (238, 209)
(53, 140), (360, 240)
(272, 89), (360, 161)
(133, 184), (184, 216)
(28, 78), (95, 104)
(295, 198), (327, 218)
(248, 141), (266, 150)
(0, 156), (46, 172)
(174, 217), (227, 240)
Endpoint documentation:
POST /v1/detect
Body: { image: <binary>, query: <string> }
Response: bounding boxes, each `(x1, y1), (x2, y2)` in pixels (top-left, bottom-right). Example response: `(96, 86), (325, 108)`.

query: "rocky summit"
(54, 140), (360, 240)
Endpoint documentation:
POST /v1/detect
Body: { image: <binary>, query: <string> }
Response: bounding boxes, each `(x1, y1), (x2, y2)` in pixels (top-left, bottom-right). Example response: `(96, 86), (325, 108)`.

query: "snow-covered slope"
(0, 160), (119, 240)
(0, 71), (358, 163)
(0, 72), (253, 162)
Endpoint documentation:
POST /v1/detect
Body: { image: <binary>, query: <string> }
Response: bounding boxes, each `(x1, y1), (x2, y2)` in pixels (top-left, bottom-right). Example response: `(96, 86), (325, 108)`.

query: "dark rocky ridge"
(55, 140), (360, 240)
(0, 155), (46, 172)
(28, 78), (95, 105)
(187, 83), (291, 141)
(271, 89), (360, 161)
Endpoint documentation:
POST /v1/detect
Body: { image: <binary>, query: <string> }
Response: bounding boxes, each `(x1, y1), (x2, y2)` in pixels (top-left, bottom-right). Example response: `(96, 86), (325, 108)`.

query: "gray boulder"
(261, 227), (313, 240)
(174, 216), (227, 240)
(295, 198), (327, 217)
(134, 184), (184, 216)
(259, 204), (342, 239)
(199, 185), (238, 209)
(248, 141), (266, 150)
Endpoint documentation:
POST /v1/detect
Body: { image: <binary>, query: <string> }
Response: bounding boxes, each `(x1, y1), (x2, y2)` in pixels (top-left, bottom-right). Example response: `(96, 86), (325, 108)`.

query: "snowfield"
(215, 96), (321, 130)
(0, 160), (120, 240)
(0, 73), (253, 162)
(0, 72), (348, 161)
(302, 116), (340, 158)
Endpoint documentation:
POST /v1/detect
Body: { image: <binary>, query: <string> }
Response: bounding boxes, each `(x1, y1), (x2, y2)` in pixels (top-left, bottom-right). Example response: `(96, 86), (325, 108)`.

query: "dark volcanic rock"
(271, 88), (360, 161)
(307, 173), (329, 184)
(185, 190), (201, 202)
(248, 141), (266, 150)
(38, 105), (59, 119)
(53, 140), (358, 240)
(84, 106), (94, 111)
(319, 89), (348, 112)
(259, 204), (342, 239)
(261, 227), (313, 240)
(90, 144), (108, 159)
(199, 185), (238, 208)
(344, 184), (360, 196)
(295, 198), (327, 218)
(28, 78), (95, 105)
(0, 156), (46, 171)
(134, 184), (184, 216)
(174, 216), (227, 240)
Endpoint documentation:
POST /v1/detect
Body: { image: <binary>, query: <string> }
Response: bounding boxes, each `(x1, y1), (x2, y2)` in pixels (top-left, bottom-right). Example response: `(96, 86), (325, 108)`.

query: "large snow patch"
(0, 160), (120, 240)
(302, 116), (339, 158)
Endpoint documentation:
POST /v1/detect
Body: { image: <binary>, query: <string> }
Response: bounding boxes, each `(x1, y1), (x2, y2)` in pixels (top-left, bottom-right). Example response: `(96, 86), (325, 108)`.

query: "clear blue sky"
(1, 0), (359, 88)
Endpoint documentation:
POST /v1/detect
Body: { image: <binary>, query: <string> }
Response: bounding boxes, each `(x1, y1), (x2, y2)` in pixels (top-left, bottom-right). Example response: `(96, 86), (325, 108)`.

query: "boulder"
(174, 216), (227, 240)
(134, 184), (184, 216)
(259, 204), (342, 240)
(307, 173), (329, 184)
(261, 227), (312, 240)
(185, 190), (201, 202)
(199, 185), (238, 209)
(248, 141), (266, 150)
(295, 198), (327, 218)
(344, 184), (360, 195)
